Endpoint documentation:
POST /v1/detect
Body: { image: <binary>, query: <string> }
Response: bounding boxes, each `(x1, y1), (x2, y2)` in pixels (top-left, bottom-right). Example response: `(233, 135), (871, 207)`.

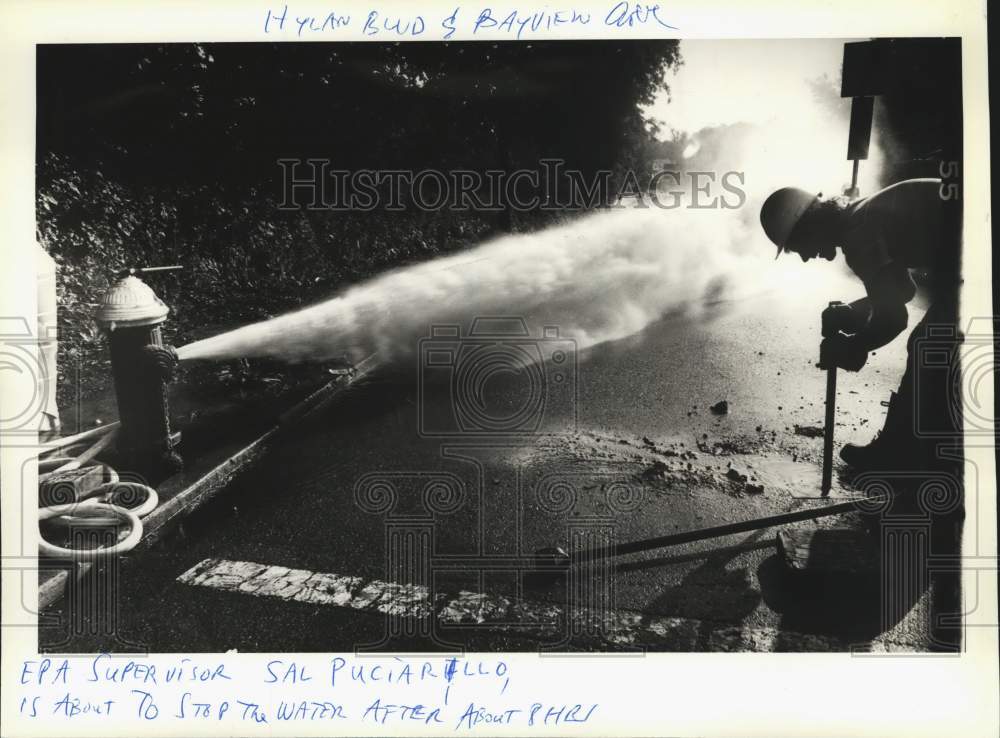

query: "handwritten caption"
(263, 4), (678, 40)
(18, 655), (598, 730)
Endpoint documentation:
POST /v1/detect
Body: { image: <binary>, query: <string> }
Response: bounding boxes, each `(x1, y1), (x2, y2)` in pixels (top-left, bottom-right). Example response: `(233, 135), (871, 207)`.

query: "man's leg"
(840, 296), (959, 471)
(842, 296), (964, 651)
(903, 294), (962, 470)
(901, 291), (963, 652)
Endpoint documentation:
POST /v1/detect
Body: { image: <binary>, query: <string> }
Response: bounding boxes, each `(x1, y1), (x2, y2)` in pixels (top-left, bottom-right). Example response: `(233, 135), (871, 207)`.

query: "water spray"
(175, 206), (779, 368)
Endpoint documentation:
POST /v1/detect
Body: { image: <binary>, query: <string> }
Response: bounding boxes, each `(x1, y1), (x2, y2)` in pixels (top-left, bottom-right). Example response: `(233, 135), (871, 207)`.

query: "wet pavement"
(41, 270), (958, 654)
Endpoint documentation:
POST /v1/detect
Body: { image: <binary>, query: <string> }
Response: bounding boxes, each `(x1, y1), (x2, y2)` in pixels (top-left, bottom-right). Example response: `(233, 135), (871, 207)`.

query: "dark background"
(35, 39), (964, 408)
(36, 41), (681, 404)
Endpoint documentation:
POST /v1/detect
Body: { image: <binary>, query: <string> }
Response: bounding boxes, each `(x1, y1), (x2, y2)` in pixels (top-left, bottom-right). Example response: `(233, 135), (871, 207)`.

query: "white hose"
(38, 456), (76, 473)
(49, 427), (119, 474)
(40, 442), (91, 463)
(37, 431), (157, 559)
(47, 483), (159, 524)
(38, 422), (119, 457)
(38, 502), (143, 561)
(99, 482), (159, 518)
(37, 431), (120, 485)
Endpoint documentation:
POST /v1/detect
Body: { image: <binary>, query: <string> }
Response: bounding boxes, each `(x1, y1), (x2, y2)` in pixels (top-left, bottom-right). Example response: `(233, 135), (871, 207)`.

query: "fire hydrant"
(96, 270), (183, 476)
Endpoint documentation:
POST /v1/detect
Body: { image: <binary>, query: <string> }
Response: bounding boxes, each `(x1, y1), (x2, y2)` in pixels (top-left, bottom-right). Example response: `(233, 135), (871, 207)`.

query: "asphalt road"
(41, 266), (953, 654)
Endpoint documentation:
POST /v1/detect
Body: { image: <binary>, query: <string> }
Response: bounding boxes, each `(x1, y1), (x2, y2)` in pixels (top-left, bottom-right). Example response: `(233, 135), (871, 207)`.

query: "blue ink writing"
(265, 660), (313, 683)
(264, 4), (288, 32)
(605, 2), (677, 29)
(20, 659), (69, 686)
(362, 699), (444, 725)
(456, 703), (521, 730)
(528, 703), (599, 725)
(442, 6), (459, 38)
(473, 8), (591, 39)
(363, 10), (426, 36)
(276, 701), (348, 720)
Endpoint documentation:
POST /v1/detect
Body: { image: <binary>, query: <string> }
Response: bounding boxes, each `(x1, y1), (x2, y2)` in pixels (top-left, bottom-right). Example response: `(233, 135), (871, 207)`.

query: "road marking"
(177, 558), (917, 652)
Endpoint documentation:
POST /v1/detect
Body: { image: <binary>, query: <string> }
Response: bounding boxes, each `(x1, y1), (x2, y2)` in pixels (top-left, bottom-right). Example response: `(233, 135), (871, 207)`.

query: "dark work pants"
(895, 286), (962, 470)
(884, 284), (963, 651)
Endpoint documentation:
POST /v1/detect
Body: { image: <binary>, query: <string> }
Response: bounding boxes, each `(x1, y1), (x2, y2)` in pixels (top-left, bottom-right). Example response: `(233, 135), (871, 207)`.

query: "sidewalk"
(37, 352), (377, 611)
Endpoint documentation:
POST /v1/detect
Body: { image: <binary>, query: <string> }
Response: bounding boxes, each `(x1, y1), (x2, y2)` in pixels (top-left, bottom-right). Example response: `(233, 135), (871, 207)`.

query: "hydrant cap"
(95, 275), (169, 328)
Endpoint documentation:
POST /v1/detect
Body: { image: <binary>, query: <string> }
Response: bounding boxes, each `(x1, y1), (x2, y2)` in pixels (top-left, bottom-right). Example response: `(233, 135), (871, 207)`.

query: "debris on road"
(538, 426), (825, 506)
(698, 436), (754, 456)
(723, 465), (765, 496)
(641, 460), (670, 480)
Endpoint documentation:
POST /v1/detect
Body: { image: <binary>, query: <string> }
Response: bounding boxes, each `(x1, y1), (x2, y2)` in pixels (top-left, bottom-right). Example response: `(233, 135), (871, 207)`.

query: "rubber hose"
(47, 482), (160, 525)
(38, 503), (143, 560)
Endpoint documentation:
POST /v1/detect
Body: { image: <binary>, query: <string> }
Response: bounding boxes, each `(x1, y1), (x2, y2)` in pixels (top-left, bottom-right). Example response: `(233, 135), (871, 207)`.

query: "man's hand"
(821, 301), (867, 337)
(819, 332), (868, 372)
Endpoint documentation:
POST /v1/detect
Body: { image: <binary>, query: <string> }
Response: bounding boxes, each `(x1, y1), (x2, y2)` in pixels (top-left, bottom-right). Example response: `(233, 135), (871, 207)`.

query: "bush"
(36, 153), (504, 405)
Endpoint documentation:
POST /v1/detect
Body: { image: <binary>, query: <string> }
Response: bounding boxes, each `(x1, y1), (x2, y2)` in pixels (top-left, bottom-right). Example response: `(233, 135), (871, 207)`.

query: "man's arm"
(826, 296), (872, 334)
(852, 264), (914, 351)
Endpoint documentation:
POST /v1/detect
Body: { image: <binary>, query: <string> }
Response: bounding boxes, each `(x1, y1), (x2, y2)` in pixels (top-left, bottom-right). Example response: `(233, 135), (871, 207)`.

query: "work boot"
(840, 392), (917, 471)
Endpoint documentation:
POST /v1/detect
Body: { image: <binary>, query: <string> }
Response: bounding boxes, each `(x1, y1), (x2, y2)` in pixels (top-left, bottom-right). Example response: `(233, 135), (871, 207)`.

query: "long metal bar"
(137, 265), (183, 273)
(821, 366), (837, 495)
(575, 495), (877, 563)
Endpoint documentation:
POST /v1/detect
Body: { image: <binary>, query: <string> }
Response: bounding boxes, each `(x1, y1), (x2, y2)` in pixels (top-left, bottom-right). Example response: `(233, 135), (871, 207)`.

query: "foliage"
(36, 41), (681, 402)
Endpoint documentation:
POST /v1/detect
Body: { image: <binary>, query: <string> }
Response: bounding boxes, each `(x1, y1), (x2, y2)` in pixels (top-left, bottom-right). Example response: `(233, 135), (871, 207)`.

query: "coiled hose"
(38, 426), (159, 560)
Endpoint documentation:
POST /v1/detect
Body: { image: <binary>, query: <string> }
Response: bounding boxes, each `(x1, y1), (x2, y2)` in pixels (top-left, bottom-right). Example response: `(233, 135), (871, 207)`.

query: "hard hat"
(760, 187), (820, 257)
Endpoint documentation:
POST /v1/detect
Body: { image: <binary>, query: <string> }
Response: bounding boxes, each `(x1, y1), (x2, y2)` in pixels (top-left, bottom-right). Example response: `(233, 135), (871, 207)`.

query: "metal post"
(573, 493), (889, 563)
(819, 299), (844, 496)
(822, 366), (837, 495)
